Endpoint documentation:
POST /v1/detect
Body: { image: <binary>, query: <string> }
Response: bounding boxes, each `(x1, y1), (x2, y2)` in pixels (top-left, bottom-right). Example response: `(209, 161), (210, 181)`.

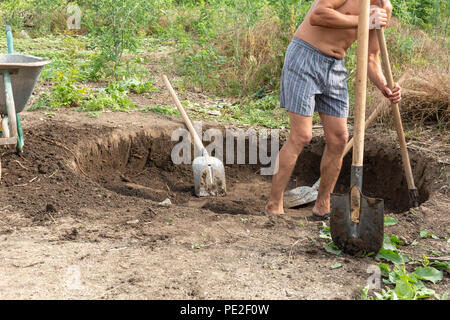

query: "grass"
(0, 1), (446, 133)
(141, 105), (180, 116)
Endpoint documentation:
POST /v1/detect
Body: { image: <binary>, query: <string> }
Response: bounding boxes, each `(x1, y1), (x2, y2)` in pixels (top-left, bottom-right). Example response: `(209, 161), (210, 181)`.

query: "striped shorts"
(280, 37), (349, 118)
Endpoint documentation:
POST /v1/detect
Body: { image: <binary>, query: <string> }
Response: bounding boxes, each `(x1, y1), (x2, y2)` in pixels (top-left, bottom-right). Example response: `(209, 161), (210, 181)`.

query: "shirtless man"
(263, 0), (402, 219)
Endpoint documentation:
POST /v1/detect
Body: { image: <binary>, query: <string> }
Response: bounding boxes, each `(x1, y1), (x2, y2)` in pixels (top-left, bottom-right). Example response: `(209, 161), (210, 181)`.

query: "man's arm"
(367, 1), (402, 103)
(309, 0), (359, 28)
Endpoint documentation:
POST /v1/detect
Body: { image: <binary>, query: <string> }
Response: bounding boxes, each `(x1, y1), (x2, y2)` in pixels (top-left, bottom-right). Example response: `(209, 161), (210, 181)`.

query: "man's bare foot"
(311, 204), (331, 220)
(262, 202), (285, 216)
(312, 207), (330, 216)
(312, 197), (331, 217)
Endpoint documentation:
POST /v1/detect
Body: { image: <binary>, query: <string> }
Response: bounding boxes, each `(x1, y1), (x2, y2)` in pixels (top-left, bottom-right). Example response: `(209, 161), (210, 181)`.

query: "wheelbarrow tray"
(0, 54), (50, 114)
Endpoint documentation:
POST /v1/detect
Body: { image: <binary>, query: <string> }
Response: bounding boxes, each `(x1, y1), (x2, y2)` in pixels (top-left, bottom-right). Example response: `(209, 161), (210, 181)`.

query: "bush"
(50, 70), (86, 108)
(390, 0), (447, 29)
(78, 0), (153, 79)
(0, 0), (67, 35)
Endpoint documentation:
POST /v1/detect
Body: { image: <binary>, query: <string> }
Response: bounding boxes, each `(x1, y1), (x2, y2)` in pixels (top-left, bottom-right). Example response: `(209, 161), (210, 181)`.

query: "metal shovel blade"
(330, 188), (384, 256)
(193, 156), (226, 197)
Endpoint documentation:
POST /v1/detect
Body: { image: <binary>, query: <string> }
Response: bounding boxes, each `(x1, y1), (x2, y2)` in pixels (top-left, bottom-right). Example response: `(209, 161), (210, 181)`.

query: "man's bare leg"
(264, 112), (313, 215)
(313, 113), (349, 216)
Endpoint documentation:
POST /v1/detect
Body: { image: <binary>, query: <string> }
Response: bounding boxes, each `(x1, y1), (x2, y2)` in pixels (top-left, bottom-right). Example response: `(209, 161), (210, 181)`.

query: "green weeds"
(317, 217), (448, 300)
(360, 219), (449, 300)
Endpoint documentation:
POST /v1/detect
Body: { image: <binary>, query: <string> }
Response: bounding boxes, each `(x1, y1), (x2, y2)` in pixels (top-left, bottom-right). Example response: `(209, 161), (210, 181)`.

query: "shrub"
(80, 0), (152, 79)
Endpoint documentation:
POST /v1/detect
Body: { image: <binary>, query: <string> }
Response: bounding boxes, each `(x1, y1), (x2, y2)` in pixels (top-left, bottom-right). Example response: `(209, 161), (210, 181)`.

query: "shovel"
(330, 0), (384, 255)
(375, 24), (419, 208)
(163, 75), (226, 197)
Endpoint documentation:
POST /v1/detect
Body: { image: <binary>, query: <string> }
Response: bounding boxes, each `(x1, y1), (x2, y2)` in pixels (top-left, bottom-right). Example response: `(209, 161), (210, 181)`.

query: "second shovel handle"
(163, 75), (207, 155)
(376, 29), (416, 190)
(342, 102), (385, 156)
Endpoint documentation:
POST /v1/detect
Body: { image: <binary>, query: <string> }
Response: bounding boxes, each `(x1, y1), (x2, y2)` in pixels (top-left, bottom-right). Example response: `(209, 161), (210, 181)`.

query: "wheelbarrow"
(0, 26), (50, 178)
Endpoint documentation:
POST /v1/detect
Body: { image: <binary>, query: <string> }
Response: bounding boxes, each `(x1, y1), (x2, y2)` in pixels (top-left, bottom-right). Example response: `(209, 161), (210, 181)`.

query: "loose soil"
(0, 110), (448, 299)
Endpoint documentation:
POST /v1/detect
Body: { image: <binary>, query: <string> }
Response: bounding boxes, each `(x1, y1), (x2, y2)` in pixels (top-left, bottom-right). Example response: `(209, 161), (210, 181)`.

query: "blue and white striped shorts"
(280, 37), (349, 118)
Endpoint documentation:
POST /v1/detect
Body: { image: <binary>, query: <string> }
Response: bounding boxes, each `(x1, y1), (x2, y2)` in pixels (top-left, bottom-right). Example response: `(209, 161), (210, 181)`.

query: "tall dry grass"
(368, 18), (449, 129)
(400, 70), (449, 126)
(219, 14), (288, 94)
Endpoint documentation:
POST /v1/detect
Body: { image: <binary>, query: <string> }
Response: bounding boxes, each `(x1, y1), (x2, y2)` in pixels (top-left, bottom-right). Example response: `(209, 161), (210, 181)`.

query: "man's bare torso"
(294, 0), (368, 59)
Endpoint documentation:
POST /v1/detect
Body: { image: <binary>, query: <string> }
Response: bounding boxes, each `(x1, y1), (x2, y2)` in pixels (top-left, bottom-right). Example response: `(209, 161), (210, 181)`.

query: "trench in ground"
(76, 129), (440, 215)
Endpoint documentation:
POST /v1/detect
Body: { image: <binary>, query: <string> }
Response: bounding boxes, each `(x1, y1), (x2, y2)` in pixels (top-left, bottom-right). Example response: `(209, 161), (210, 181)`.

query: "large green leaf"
(420, 229), (440, 239)
(323, 242), (342, 255)
(390, 235), (402, 248)
(382, 235), (398, 251)
(416, 286), (436, 299)
(413, 267), (443, 284)
(430, 261), (450, 271)
(376, 248), (410, 265)
(384, 217), (399, 226)
(395, 279), (415, 300)
(415, 280), (436, 299)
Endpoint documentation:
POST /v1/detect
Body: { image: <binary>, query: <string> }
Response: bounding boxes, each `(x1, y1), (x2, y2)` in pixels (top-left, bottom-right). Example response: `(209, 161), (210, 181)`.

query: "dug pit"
(76, 129), (440, 215)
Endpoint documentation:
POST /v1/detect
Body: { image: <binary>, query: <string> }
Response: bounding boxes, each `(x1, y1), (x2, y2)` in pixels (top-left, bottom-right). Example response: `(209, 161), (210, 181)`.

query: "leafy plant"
(363, 230), (447, 300)
(81, 0), (152, 79)
(179, 46), (227, 91)
(420, 229), (440, 239)
(222, 93), (289, 128)
(414, 266), (443, 284)
(384, 217), (399, 226)
(50, 70), (86, 108)
(363, 262), (444, 300)
(430, 261), (450, 271)
(82, 88), (135, 112)
(29, 93), (51, 111)
(376, 247), (411, 265)
(141, 105), (180, 116)
(116, 77), (159, 94)
(323, 242), (342, 256)
(318, 221), (332, 240)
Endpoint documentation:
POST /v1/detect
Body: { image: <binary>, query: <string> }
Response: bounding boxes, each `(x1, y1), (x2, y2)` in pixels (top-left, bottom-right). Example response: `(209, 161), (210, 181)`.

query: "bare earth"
(0, 108), (448, 300)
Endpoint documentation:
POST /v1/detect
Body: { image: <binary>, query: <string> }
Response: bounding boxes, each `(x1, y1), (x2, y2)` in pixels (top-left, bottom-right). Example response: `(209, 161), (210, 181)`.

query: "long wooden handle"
(376, 29), (416, 191)
(350, 0), (371, 223)
(162, 75), (206, 155)
(352, 0), (370, 167)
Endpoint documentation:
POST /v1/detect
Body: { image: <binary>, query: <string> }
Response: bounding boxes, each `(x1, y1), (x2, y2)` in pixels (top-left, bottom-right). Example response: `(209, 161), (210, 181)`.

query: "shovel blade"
(193, 156), (226, 197)
(330, 189), (384, 256)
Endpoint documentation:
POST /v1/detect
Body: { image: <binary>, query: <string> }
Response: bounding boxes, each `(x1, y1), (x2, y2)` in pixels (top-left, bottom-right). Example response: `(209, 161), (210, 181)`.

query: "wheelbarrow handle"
(6, 25), (14, 54)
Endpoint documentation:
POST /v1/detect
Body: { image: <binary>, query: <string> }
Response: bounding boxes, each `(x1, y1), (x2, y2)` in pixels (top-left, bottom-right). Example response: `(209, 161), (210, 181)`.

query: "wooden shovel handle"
(375, 29), (416, 191)
(350, 0), (371, 223)
(352, 0), (370, 167)
(162, 75), (207, 155)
